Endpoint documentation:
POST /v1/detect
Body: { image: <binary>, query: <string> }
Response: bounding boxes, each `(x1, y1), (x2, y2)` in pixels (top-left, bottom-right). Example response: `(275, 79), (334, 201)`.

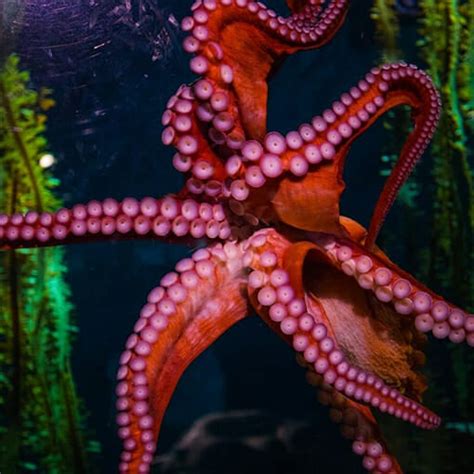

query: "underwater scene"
(0, 0), (473, 473)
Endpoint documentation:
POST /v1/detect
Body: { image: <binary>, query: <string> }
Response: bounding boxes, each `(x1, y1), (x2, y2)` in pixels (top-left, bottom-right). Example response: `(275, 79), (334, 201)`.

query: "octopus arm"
(302, 361), (403, 474)
(160, 1), (348, 205)
(116, 242), (249, 473)
(246, 229), (440, 432)
(181, 0), (349, 141)
(311, 229), (474, 347)
(0, 195), (231, 249)
(270, 63), (441, 241)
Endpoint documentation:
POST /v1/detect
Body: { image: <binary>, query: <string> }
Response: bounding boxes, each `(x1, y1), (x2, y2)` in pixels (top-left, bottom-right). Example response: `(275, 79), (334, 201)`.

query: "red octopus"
(1, 1), (473, 473)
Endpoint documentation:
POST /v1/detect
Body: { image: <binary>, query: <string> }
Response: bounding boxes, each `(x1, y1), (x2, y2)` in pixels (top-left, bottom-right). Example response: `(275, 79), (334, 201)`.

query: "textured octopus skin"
(0, 1), (473, 473)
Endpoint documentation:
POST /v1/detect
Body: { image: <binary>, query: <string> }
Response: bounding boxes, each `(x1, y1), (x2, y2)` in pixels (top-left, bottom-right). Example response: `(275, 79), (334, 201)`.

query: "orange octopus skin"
(0, 1), (473, 473)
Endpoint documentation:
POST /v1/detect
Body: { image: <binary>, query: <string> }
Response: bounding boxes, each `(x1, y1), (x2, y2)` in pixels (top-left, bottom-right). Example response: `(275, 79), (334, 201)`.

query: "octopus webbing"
(1, 1), (473, 473)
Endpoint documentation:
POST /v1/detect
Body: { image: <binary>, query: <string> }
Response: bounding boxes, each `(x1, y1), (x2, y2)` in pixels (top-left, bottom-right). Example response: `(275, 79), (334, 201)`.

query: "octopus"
(1, 1), (473, 473)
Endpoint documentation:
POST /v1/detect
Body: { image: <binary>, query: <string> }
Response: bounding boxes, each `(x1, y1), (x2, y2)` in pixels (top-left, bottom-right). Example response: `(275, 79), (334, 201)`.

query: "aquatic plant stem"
(6, 173), (21, 474)
(0, 79), (43, 211)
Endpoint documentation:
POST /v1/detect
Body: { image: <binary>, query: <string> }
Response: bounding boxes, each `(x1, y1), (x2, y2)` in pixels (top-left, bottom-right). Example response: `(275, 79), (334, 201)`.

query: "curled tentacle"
(116, 242), (248, 473)
(272, 62), (440, 237)
(220, 63), (440, 237)
(161, 83), (233, 195)
(246, 229), (441, 430)
(0, 196), (231, 249)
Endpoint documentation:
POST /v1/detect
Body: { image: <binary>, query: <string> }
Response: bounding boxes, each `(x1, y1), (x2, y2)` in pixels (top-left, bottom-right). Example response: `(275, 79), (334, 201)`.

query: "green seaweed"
(0, 54), (96, 473)
(371, 0), (401, 62)
(417, 1), (474, 424)
(419, 0), (474, 309)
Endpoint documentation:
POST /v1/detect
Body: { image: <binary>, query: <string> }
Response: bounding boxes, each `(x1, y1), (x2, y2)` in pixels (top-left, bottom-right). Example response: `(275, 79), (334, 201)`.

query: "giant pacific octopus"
(1, 1), (473, 473)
